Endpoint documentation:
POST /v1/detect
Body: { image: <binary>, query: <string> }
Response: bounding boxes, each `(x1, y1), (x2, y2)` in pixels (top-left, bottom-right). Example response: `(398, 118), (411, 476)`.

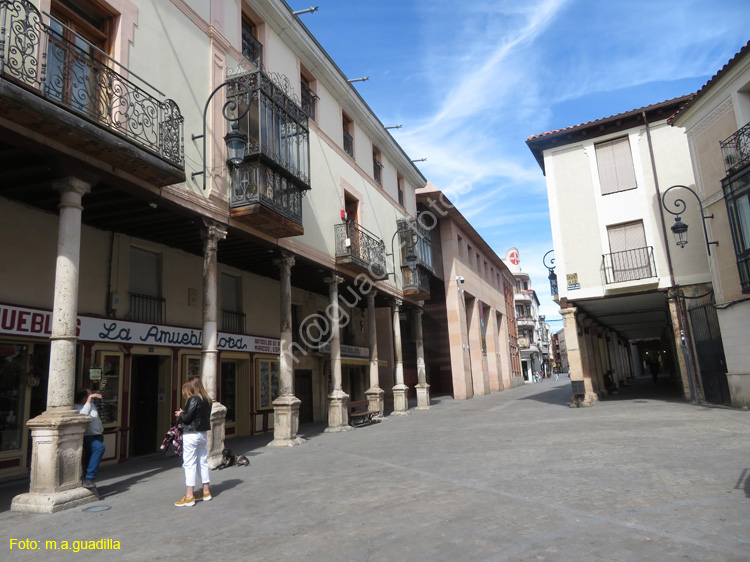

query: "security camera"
(456, 276), (465, 283)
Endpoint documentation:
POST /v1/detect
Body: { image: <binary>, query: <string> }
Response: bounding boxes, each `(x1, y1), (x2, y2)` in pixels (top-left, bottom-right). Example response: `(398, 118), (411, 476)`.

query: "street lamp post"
(661, 185), (719, 255)
(543, 250), (558, 298)
(191, 79), (251, 190)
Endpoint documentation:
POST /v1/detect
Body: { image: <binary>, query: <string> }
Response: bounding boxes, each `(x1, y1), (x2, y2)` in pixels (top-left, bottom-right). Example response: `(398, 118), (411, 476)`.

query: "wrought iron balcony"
(222, 309), (246, 334)
(396, 217), (433, 271)
(230, 161), (303, 237)
(602, 246), (657, 284)
(226, 68), (310, 236)
(335, 221), (386, 277)
(241, 26), (263, 69)
(129, 293), (165, 324)
(402, 264), (431, 299)
(720, 121), (750, 175)
(0, 0), (184, 175)
(343, 129), (354, 158)
(300, 81), (318, 121)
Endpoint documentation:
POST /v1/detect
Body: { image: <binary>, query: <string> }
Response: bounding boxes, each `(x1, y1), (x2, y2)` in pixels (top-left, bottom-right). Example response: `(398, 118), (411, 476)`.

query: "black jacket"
(179, 395), (211, 433)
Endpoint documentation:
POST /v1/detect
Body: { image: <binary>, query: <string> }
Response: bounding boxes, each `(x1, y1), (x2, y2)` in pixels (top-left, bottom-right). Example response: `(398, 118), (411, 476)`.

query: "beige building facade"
(671, 41), (750, 407)
(527, 96), (713, 405)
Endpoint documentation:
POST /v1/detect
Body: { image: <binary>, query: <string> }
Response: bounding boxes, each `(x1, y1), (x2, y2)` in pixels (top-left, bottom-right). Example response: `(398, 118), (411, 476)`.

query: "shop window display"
(0, 344), (27, 451)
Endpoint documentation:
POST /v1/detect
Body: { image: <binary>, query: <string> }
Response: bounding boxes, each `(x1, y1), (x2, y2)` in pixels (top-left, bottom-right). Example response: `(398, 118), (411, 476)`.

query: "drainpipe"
(643, 111), (698, 403)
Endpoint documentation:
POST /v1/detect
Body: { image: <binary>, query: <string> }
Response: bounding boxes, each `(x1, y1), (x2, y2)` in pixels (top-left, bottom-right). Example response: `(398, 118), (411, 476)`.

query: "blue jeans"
(83, 435), (105, 480)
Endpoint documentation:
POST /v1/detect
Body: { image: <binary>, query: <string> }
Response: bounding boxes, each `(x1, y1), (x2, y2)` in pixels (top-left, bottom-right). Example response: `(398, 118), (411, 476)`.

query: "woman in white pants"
(174, 377), (212, 507)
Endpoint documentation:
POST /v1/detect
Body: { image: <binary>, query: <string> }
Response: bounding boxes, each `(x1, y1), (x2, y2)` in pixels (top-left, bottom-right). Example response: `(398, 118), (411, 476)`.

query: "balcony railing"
(222, 309), (246, 334)
(0, 0), (184, 168)
(343, 129), (354, 158)
(402, 264), (431, 297)
(230, 161), (303, 227)
(300, 81), (318, 121)
(396, 217), (433, 271)
(129, 293), (165, 324)
(227, 69), (310, 189)
(241, 26), (263, 69)
(335, 221), (386, 277)
(602, 246), (657, 284)
(720, 121), (750, 174)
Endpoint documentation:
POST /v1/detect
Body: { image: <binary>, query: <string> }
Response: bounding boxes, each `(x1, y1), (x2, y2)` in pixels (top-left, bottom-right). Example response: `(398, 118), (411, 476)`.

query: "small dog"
(214, 448), (249, 469)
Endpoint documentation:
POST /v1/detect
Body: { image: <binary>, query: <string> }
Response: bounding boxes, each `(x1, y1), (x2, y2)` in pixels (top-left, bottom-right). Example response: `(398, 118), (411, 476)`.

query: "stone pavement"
(1, 375), (749, 561)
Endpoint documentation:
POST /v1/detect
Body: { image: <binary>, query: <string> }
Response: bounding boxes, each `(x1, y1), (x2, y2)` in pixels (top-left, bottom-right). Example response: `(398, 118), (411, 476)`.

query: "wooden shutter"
(596, 137), (637, 195)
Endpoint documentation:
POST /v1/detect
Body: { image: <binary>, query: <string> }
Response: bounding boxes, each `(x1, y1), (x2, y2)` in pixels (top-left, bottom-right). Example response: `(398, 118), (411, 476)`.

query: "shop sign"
(0, 303), (280, 354)
(320, 344), (369, 358)
(566, 273), (580, 290)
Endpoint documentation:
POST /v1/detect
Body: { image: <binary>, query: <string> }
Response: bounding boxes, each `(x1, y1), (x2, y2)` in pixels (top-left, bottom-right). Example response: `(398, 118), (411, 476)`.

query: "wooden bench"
(349, 400), (378, 427)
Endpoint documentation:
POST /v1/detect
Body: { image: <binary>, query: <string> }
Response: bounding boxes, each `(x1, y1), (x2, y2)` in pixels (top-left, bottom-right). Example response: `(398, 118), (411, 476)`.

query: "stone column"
(414, 305), (430, 410)
(12, 177), (96, 513)
(270, 254), (304, 447)
(561, 307), (598, 407)
(325, 276), (351, 431)
(200, 222), (228, 469)
(364, 291), (385, 418)
(391, 298), (409, 415)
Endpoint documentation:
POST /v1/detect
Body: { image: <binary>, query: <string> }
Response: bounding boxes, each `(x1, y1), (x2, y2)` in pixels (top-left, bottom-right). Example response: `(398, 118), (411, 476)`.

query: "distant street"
(2, 376), (749, 561)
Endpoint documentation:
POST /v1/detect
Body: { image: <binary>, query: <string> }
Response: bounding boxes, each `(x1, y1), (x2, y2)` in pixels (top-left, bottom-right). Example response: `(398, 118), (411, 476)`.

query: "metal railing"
(343, 129), (353, 157)
(0, 0), (184, 168)
(221, 309), (246, 334)
(402, 264), (431, 295)
(720, 121), (750, 175)
(334, 221), (386, 276)
(241, 26), (263, 69)
(230, 161), (303, 225)
(300, 81), (318, 120)
(602, 246), (656, 284)
(129, 293), (165, 324)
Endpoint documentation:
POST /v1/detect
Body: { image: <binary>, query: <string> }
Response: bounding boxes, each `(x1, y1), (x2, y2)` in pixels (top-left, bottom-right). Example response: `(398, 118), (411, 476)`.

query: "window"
(129, 247), (163, 323)
(595, 137), (637, 195)
(397, 174), (405, 207)
(723, 168), (750, 292)
(373, 146), (383, 185)
(467, 245), (473, 265)
(48, 0), (114, 114)
(0, 343), (28, 451)
(457, 235), (464, 257)
(256, 357), (279, 410)
(241, 15), (263, 68)
(221, 273), (245, 333)
(300, 71), (318, 121)
(342, 112), (354, 158)
(605, 220), (654, 283)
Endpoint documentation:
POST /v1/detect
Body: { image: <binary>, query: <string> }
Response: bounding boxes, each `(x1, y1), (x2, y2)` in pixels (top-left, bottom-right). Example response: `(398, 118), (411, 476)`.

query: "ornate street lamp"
(661, 185), (719, 255)
(191, 80), (252, 190)
(543, 250), (558, 297)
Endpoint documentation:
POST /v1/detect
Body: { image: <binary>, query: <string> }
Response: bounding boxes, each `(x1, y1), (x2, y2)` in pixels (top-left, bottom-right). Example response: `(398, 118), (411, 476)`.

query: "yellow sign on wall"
(567, 273), (580, 290)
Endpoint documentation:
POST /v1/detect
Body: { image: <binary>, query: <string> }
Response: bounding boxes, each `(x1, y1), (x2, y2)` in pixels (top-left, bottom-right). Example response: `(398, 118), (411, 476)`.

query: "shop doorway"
(130, 355), (160, 456)
(294, 370), (313, 424)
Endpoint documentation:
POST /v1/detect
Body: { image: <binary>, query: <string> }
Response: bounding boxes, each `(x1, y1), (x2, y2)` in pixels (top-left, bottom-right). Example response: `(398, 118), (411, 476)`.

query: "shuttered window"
(606, 221), (653, 282)
(607, 221), (646, 253)
(596, 137), (637, 195)
(130, 247), (160, 297)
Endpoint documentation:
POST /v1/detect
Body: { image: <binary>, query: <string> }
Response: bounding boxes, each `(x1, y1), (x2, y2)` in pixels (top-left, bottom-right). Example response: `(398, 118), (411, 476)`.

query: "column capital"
(560, 306), (577, 318)
(274, 253), (296, 270)
(201, 221), (227, 250)
(414, 307), (423, 319)
(366, 290), (378, 303)
(324, 275), (344, 286)
(392, 298), (403, 309)
(52, 176), (93, 197)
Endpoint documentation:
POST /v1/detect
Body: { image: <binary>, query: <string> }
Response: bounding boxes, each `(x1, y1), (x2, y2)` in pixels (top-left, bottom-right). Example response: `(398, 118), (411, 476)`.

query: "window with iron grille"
(300, 75), (318, 120)
(129, 247), (164, 323)
(373, 147), (383, 185)
(605, 221), (655, 283)
(397, 174), (405, 207)
(343, 112), (354, 158)
(221, 273), (245, 333)
(722, 167), (750, 293)
(241, 16), (263, 68)
(595, 137), (637, 195)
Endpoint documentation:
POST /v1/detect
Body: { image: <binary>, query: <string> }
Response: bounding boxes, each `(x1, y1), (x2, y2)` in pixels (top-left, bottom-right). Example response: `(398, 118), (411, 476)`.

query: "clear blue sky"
(290, 0), (749, 328)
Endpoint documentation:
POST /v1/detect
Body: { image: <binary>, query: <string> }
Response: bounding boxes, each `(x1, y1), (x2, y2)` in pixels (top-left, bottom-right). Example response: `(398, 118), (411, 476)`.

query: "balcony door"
(606, 221), (651, 282)
(48, 0), (114, 117)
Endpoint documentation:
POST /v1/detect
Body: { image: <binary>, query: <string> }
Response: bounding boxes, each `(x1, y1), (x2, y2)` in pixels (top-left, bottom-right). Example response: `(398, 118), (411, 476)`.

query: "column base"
(12, 487), (98, 514)
(207, 402), (227, 470)
(569, 392), (599, 407)
(325, 390), (352, 432)
(415, 382), (431, 410)
(365, 386), (385, 419)
(268, 394), (305, 447)
(392, 384), (409, 415)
